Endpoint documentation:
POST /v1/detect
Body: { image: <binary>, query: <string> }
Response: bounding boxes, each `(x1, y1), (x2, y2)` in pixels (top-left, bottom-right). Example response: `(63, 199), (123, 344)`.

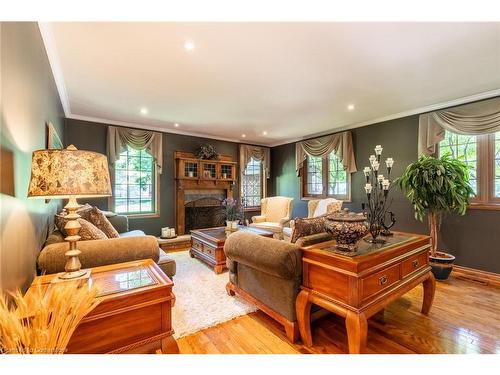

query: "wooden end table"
(190, 226), (274, 274)
(25, 259), (178, 354)
(296, 232), (436, 354)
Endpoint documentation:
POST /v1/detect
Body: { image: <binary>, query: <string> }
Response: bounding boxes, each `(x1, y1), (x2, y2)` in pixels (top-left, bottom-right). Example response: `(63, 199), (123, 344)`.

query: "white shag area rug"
(169, 251), (257, 338)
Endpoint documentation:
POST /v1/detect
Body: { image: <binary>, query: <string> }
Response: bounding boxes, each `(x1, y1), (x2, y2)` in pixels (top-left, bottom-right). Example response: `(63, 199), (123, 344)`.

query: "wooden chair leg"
(226, 282), (236, 296)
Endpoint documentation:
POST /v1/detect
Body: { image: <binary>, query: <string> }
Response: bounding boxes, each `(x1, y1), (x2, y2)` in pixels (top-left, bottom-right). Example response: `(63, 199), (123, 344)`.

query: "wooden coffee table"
(25, 259), (178, 354)
(296, 232), (436, 354)
(190, 226), (274, 273)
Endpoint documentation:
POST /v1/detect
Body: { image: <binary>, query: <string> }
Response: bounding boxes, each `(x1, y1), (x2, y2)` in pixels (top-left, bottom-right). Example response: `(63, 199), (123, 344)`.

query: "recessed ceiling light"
(347, 104), (355, 111)
(241, 134), (246, 138)
(174, 123), (180, 128)
(184, 40), (195, 51)
(140, 107), (148, 115)
(262, 131), (268, 136)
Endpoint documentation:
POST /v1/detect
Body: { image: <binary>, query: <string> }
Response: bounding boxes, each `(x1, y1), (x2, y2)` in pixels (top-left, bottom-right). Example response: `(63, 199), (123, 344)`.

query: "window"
(241, 157), (263, 208)
(438, 130), (500, 207)
(439, 132), (478, 194)
(113, 146), (157, 215)
(495, 132), (500, 198)
(302, 152), (350, 200)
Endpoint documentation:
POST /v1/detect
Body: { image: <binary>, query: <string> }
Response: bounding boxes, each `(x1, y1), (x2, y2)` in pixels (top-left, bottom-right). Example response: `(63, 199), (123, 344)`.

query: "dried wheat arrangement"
(0, 281), (99, 354)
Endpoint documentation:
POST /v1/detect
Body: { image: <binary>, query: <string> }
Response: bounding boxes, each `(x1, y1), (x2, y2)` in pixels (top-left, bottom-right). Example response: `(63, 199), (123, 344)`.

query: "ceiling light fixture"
(184, 40), (195, 51)
(347, 104), (355, 111)
(262, 131), (268, 136)
(174, 123), (180, 128)
(241, 134), (246, 138)
(140, 107), (148, 115)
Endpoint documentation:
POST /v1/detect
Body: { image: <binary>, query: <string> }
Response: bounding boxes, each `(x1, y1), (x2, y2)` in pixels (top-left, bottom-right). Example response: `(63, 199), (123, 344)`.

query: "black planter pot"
(429, 252), (455, 281)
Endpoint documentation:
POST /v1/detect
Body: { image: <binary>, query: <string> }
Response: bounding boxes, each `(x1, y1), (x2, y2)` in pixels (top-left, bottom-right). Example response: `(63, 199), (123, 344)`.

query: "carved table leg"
(421, 271), (436, 315)
(345, 311), (368, 354)
(296, 290), (313, 347)
(161, 336), (179, 354)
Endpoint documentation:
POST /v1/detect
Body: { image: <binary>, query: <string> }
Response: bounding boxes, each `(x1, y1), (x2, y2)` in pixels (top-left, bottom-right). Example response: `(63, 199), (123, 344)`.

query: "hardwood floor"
(177, 274), (500, 354)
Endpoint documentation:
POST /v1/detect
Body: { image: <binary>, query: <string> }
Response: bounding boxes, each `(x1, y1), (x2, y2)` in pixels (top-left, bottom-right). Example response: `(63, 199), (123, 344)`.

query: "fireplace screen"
(185, 197), (226, 232)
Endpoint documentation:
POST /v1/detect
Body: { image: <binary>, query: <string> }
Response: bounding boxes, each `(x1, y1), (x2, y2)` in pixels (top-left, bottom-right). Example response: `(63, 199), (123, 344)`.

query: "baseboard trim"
(452, 265), (500, 288)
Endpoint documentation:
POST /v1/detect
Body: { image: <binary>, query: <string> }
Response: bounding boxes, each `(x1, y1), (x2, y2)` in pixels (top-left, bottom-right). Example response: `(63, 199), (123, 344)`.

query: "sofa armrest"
(107, 214), (129, 234)
(251, 215), (266, 223)
(224, 232), (301, 280)
(295, 232), (333, 247)
(38, 235), (159, 275)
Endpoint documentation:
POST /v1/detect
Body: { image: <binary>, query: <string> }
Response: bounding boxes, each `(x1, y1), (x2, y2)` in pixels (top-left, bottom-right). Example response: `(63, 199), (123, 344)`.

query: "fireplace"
(184, 197), (225, 232)
(175, 151), (237, 234)
(184, 189), (226, 232)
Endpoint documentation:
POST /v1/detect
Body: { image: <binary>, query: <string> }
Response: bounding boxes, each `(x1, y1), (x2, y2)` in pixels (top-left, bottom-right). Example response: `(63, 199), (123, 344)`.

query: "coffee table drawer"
(402, 251), (427, 278)
(361, 263), (401, 300)
(192, 239), (204, 252)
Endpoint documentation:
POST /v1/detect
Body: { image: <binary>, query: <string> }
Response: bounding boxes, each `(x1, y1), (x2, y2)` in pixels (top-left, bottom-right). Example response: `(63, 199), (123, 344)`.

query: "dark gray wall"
(271, 115), (500, 274)
(65, 119), (240, 236)
(0, 22), (65, 292)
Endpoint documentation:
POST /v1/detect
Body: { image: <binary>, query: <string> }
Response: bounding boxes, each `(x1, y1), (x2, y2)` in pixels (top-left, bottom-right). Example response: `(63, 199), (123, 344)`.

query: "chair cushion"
(119, 230), (146, 238)
(249, 222), (283, 233)
(282, 227), (293, 238)
(158, 249), (176, 278)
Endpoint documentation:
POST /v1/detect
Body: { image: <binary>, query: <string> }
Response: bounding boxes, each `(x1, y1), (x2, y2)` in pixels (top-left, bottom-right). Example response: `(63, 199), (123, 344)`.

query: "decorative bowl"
(324, 209), (369, 252)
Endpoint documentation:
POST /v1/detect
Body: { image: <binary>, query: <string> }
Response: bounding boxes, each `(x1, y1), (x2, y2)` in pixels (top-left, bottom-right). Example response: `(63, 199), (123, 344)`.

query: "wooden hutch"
(175, 151), (237, 234)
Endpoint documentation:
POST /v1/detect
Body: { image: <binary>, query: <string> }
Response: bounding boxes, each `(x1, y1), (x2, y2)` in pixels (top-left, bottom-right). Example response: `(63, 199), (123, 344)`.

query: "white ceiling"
(42, 22), (500, 146)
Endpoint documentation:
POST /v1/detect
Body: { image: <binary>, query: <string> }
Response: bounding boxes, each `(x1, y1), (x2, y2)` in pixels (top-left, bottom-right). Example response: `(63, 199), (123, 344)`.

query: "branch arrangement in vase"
(362, 145), (395, 244)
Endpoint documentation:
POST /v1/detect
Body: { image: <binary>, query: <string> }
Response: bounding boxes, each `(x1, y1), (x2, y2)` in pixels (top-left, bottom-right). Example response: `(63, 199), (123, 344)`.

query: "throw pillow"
(290, 215), (327, 243)
(54, 215), (108, 240)
(86, 207), (120, 238)
(313, 198), (342, 217)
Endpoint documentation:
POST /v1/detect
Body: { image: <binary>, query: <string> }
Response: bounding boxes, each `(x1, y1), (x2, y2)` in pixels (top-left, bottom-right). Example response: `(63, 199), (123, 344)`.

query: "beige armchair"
(250, 196), (294, 238)
(283, 198), (343, 241)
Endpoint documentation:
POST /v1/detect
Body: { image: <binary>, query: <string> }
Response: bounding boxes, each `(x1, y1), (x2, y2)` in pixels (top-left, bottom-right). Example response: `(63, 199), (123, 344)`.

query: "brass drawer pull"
(379, 275), (388, 285)
(412, 260), (419, 269)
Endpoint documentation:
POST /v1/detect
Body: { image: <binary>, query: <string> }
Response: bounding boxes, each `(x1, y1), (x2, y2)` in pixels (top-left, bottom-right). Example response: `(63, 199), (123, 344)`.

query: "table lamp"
(28, 145), (112, 280)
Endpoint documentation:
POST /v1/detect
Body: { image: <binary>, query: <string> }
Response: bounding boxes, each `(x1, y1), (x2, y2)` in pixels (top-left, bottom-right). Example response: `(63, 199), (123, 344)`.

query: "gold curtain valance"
(295, 131), (357, 175)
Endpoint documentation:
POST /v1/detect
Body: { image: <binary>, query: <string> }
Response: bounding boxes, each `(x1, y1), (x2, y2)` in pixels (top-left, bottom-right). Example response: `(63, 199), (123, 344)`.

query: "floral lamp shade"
(27, 145), (112, 199)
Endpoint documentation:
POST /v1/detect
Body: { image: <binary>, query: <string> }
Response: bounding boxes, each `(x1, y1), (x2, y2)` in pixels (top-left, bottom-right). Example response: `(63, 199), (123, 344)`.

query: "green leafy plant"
(396, 154), (475, 257)
(195, 144), (219, 160)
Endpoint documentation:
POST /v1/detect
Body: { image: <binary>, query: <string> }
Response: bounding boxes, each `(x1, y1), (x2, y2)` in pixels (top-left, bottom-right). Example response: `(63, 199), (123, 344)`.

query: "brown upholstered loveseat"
(38, 214), (176, 279)
(224, 231), (330, 342)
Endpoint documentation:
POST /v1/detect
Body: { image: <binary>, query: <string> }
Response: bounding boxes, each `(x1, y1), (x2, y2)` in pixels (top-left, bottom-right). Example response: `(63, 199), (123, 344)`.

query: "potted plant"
(221, 198), (240, 230)
(397, 154), (474, 280)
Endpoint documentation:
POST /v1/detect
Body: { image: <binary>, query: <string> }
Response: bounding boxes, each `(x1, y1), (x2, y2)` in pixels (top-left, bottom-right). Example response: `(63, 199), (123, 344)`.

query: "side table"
(296, 232), (435, 354)
(25, 259), (178, 354)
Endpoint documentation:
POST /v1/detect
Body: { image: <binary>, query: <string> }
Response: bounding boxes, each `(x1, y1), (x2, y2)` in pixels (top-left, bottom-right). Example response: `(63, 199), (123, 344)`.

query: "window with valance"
(239, 144), (270, 209)
(296, 131), (357, 200)
(419, 97), (500, 208)
(107, 126), (163, 216)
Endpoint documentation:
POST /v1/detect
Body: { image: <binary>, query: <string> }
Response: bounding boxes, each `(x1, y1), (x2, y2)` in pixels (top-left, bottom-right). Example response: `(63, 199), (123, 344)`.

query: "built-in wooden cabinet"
(175, 151), (236, 182)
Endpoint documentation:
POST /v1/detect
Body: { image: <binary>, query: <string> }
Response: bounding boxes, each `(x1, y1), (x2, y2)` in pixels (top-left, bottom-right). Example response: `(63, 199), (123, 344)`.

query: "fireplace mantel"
(175, 151), (237, 234)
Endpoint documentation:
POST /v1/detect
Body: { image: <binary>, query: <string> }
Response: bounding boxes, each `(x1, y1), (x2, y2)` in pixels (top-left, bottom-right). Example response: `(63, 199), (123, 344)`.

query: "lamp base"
(53, 269), (91, 283)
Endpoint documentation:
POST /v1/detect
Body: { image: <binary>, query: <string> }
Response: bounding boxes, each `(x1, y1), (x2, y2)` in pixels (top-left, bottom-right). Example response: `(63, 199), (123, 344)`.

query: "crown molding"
(267, 89), (500, 147)
(67, 114), (269, 146)
(38, 22), (71, 117)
